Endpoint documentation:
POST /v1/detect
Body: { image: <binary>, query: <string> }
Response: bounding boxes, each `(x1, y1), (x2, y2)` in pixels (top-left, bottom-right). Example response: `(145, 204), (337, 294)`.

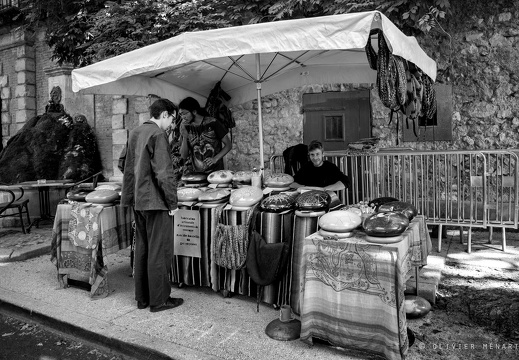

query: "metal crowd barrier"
(270, 149), (519, 252)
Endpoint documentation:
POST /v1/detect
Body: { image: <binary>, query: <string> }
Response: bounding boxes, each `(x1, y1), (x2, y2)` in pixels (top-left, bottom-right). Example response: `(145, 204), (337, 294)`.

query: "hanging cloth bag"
(246, 208), (291, 311)
(213, 204), (255, 270)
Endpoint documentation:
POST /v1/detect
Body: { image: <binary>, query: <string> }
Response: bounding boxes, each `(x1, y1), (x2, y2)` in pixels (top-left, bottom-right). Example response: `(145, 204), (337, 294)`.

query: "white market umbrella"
(72, 10), (436, 170)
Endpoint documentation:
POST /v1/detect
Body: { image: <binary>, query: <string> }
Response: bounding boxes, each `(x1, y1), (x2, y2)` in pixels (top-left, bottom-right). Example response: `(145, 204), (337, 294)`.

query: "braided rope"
(421, 75), (437, 120)
(377, 34), (399, 110)
(394, 56), (407, 108)
(365, 30), (378, 70)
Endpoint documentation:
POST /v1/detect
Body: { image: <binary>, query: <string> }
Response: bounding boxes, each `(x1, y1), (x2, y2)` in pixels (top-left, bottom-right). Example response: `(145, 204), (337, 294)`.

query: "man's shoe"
(150, 297), (184, 313)
(137, 301), (149, 309)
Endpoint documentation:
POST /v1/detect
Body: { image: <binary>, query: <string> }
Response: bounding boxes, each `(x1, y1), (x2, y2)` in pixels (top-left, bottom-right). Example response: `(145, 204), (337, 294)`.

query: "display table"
(50, 203), (133, 299)
(299, 216), (431, 360)
(171, 202), (295, 305)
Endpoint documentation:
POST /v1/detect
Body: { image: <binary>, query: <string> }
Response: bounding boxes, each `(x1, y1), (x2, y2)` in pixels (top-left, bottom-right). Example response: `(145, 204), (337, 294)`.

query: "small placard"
(224, 204), (233, 210)
(174, 209), (201, 258)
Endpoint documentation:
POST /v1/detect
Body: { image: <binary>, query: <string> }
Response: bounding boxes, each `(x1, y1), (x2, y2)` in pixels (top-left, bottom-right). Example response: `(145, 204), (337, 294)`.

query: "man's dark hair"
(308, 140), (323, 152)
(150, 98), (178, 119)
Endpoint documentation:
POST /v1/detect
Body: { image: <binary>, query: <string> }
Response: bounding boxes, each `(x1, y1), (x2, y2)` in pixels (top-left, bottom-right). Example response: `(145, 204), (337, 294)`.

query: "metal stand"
(27, 186), (54, 232)
(405, 267), (431, 319)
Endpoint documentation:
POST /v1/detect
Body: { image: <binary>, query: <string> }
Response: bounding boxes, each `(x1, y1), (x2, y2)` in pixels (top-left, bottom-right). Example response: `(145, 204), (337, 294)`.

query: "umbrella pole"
(256, 54), (265, 172)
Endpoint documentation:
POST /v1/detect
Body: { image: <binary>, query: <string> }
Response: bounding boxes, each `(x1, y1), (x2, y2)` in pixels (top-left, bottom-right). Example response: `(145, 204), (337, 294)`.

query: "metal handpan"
(405, 295), (431, 319)
(265, 319), (301, 341)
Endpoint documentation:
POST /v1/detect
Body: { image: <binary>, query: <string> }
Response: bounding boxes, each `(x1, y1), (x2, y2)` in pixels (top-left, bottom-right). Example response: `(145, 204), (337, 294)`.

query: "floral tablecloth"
(50, 203), (133, 299)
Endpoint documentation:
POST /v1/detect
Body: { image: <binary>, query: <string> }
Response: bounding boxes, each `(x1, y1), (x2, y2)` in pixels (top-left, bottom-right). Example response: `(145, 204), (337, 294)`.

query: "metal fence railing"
(270, 149), (519, 252)
(0, 0), (18, 10)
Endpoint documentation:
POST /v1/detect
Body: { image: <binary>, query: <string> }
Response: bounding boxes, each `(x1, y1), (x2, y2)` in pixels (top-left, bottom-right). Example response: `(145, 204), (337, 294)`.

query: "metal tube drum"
(257, 210), (295, 305)
(290, 210), (325, 315)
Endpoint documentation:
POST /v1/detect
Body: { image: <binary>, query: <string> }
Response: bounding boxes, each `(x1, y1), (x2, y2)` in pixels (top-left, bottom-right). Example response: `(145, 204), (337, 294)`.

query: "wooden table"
(50, 203), (133, 299)
(299, 216), (431, 360)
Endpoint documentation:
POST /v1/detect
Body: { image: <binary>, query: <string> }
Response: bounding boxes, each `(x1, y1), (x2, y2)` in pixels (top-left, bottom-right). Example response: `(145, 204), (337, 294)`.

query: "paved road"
(0, 310), (127, 360)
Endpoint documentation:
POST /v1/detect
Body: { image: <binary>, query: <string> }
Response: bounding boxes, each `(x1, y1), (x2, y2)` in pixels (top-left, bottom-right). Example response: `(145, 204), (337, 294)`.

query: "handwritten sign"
(173, 209), (201, 258)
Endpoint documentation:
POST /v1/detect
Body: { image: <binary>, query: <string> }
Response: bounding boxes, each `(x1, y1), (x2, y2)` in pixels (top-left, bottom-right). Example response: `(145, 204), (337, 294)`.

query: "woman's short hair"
(179, 97), (209, 116)
(308, 140), (323, 152)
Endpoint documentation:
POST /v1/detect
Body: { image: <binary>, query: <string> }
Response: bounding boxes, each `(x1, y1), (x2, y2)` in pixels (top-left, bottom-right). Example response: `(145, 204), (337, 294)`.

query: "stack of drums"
(290, 190), (331, 315)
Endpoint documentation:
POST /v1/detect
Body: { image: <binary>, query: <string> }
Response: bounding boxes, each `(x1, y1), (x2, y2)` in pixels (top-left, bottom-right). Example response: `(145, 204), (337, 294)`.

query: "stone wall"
(228, 83), (384, 171)
(0, 29), (36, 147)
(414, 0), (519, 151)
(227, 1), (519, 169)
(34, 30), (54, 115)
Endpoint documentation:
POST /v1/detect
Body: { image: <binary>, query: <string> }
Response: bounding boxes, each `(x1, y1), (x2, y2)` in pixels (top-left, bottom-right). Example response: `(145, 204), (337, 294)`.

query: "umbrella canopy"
(72, 10), (436, 168)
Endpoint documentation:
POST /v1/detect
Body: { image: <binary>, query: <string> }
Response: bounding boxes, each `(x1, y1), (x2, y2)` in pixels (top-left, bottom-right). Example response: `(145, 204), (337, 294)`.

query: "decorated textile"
(50, 203), (133, 299)
(68, 203), (104, 249)
(183, 116), (228, 174)
(299, 216), (431, 360)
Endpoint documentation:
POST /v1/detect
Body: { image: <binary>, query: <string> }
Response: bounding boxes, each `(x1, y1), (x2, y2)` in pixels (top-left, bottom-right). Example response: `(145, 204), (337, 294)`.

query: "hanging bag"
(246, 208), (291, 311)
(213, 205), (255, 270)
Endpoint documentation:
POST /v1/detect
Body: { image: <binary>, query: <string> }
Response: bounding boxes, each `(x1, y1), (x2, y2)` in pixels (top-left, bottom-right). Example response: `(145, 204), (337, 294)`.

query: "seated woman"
(291, 140), (349, 192)
(178, 97), (232, 174)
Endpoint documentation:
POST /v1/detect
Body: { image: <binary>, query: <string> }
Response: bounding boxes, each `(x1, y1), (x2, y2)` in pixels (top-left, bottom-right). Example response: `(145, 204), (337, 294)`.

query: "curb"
(0, 287), (219, 360)
(0, 244), (51, 263)
(0, 299), (175, 360)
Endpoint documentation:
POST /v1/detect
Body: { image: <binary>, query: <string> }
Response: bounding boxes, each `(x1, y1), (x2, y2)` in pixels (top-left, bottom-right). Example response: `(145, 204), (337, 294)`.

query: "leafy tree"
(17, 0), (106, 66)
(16, 0), (451, 67)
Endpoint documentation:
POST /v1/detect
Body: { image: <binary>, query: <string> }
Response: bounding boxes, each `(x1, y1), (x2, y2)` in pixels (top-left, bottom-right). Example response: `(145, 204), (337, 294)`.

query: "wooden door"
(302, 90), (371, 151)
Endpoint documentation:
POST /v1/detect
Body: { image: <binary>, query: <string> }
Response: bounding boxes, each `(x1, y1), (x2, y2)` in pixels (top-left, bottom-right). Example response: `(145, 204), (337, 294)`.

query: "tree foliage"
(17, 0), (451, 67)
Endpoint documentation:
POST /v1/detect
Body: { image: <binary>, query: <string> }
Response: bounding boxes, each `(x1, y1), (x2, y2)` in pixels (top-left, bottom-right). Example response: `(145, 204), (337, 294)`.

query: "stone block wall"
(409, 1), (519, 151)
(34, 30), (56, 115)
(0, 29), (38, 147)
(228, 83), (384, 171)
(0, 33), (17, 148)
(108, 95), (151, 181)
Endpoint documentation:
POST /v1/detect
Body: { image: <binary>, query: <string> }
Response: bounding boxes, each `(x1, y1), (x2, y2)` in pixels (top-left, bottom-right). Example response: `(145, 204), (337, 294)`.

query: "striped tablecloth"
(171, 203), (295, 306)
(50, 203), (133, 299)
(300, 216), (431, 360)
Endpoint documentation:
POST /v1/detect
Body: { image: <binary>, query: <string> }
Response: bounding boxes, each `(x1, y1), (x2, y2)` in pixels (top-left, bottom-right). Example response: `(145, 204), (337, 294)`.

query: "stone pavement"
(0, 225), (54, 263)
(0, 223), (517, 360)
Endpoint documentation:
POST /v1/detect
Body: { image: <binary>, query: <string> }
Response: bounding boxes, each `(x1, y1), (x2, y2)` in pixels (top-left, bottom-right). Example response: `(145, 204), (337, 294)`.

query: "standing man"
(291, 140), (349, 191)
(119, 98), (183, 313)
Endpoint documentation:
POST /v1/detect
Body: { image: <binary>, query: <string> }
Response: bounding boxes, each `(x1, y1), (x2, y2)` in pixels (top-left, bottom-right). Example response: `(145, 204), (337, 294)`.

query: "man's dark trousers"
(133, 209), (173, 307)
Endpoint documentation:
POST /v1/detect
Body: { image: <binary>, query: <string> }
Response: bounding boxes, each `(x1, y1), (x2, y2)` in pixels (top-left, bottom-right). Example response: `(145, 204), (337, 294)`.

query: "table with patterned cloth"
(299, 216), (431, 360)
(50, 203), (133, 299)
